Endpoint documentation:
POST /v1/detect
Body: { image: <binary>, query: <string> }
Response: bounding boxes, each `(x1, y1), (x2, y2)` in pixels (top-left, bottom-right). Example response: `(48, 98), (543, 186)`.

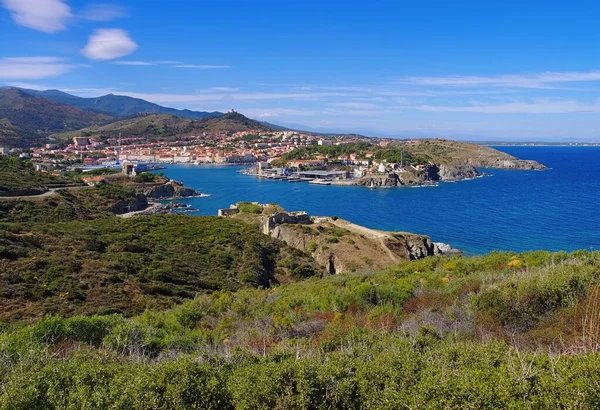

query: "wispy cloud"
(327, 102), (380, 109)
(153, 60), (183, 65)
(398, 71), (600, 89)
(173, 64), (231, 69)
(113, 60), (156, 66)
(81, 29), (138, 60)
(112, 60), (231, 69)
(78, 3), (126, 21)
(414, 100), (600, 114)
(1, 0), (71, 33)
(0, 57), (80, 80)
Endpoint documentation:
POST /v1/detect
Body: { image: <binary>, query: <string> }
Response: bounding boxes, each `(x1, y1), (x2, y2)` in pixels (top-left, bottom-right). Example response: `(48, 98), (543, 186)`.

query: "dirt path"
(329, 218), (399, 263)
(0, 185), (90, 200)
(329, 218), (387, 239)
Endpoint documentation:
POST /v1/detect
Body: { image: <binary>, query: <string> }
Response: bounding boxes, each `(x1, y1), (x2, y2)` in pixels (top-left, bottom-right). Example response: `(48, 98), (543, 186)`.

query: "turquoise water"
(159, 146), (600, 255)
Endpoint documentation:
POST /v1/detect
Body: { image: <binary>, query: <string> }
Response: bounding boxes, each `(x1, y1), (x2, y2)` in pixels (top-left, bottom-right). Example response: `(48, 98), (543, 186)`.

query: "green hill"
(51, 111), (276, 143)
(0, 215), (322, 322)
(0, 88), (113, 148)
(0, 157), (60, 193)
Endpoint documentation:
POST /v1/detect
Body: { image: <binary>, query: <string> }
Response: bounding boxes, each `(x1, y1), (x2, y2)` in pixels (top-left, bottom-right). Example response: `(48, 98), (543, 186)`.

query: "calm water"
(159, 146), (600, 255)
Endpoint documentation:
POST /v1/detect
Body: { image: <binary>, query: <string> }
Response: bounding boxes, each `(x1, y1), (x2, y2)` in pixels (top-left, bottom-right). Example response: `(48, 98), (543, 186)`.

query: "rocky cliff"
(471, 158), (546, 170)
(108, 194), (148, 214)
(139, 181), (199, 199)
(230, 203), (458, 274)
(437, 163), (482, 180)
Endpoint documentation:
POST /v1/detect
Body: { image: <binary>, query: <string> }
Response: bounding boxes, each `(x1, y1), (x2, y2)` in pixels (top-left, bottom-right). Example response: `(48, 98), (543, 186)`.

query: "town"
(1, 124), (430, 185)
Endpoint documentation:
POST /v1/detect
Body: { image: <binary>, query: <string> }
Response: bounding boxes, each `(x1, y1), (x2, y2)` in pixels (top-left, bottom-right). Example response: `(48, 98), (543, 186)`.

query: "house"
(81, 176), (108, 186)
(73, 137), (90, 147)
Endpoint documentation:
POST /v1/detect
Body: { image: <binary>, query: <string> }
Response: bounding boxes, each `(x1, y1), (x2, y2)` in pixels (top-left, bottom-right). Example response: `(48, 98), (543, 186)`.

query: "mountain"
(50, 111), (277, 143)
(0, 88), (113, 148)
(19, 88), (223, 119)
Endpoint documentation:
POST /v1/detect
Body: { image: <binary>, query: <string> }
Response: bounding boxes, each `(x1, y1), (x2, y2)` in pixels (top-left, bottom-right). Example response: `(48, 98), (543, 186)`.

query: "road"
(0, 185), (89, 200)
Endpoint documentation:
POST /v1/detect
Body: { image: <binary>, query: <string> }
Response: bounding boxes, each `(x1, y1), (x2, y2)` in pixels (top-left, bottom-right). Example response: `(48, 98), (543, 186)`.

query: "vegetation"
(281, 142), (429, 165)
(0, 157), (60, 192)
(237, 201), (263, 214)
(0, 250), (600, 407)
(0, 215), (322, 322)
(134, 172), (160, 183)
(0, 184), (143, 223)
(51, 112), (275, 144)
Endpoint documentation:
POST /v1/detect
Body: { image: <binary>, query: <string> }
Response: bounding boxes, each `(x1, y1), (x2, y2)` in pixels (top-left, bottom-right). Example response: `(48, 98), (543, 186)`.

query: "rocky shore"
(354, 163), (484, 188)
(137, 180), (201, 199)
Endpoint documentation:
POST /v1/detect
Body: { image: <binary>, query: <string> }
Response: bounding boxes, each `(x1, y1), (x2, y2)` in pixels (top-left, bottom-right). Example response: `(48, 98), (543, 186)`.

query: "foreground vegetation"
(1, 249), (599, 407)
(0, 184), (144, 223)
(0, 215), (321, 322)
(0, 157), (60, 192)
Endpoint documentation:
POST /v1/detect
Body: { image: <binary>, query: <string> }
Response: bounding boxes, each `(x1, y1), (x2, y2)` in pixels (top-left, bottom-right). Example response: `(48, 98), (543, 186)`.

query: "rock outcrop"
(230, 203), (460, 274)
(437, 163), (482, 181)
(108, 194), (148, 214)
(140, 181), (199, 199)
(474, 158), (546, 170)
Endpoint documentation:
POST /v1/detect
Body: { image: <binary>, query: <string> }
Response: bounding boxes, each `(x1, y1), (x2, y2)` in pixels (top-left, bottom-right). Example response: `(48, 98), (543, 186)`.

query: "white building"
(318, 140), (332, 146)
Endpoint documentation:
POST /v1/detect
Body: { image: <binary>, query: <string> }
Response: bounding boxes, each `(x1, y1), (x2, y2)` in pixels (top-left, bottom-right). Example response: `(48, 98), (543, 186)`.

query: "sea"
(157, 146), (600, 255)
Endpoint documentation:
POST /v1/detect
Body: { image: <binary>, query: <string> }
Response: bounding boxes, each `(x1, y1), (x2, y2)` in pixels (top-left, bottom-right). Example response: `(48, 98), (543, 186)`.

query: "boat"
(309, 180), (331, 185)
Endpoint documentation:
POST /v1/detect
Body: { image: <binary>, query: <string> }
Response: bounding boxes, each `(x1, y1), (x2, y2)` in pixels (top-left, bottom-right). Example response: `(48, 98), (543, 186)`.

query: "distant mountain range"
(0, 87), (276, 148)
(50, 111), (277, 144)
(0, 88), (113, 148)
(18, 88), (223, 119)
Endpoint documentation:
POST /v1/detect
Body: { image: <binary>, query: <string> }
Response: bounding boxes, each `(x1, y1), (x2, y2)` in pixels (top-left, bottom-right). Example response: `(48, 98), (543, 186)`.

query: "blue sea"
(158, 146), (600, 255)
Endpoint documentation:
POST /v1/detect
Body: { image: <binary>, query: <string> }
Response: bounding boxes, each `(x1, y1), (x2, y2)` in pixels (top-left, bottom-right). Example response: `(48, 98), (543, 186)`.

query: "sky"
(2, 0), (600, 140)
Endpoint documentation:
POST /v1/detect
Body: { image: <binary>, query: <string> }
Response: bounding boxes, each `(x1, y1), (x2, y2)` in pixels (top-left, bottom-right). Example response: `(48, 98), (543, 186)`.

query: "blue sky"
(2, 0), (600, 140)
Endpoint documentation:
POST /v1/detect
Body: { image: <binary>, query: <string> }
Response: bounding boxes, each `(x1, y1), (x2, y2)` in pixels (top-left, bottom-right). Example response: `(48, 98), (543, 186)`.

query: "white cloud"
(113, 60), (156, 66)
(0, 57), (78, 80)
(399, 71), (600, 89)
(414, 100), (600, 114)
(327, 102), (379, 109)
(1, 0), (72, 33)
(173, 64), (231, 69)
(79, 3), (126, 21)
(81, 29), (138, 60)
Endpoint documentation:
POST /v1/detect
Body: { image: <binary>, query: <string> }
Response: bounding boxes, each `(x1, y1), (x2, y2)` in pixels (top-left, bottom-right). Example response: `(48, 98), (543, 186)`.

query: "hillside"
(51, 111), (276, 143)
(0, 88), (113, 148)
(283, 139), (546, 171)
(1, 250), (600, 407)
(394, 138), (546, 169)
(0, 183), (150, 223)
(0, 214), (322, 322)
(20, 88), (222, 119)
(0, 157), (60, 193)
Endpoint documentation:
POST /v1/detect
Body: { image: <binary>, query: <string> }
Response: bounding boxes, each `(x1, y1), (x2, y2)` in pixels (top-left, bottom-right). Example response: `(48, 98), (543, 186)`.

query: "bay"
(158, 146), (600, 255)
